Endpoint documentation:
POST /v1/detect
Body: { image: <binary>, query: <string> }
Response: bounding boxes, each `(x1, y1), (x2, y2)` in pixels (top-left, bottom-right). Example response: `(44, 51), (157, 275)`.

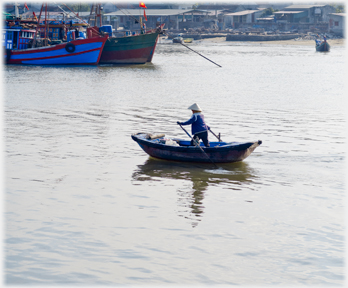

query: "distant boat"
(173, 34), (184, 44)
(173, 37), (183, 43)
(315, 37), (330, 52)
(183, 38), (193, 43)
(132, 133), (262, 163)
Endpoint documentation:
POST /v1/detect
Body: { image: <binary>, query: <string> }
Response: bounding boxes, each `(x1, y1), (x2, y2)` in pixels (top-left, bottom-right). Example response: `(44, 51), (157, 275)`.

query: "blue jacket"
(180, 112), (210, 135)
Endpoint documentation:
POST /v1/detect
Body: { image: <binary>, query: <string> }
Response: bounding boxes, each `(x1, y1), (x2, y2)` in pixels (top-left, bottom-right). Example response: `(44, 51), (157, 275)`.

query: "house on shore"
(328, 13), (345, 36)
(223, 9), (266, 29)
(104, 9), (209, 31)
(274, 4), (336, 23)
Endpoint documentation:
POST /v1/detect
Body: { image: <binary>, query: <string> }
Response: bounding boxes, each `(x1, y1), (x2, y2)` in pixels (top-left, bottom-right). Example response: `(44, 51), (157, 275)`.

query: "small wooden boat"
(173, 34), (184, 44)
(132, 133), (262, 163)
(316, 40), (330, 52)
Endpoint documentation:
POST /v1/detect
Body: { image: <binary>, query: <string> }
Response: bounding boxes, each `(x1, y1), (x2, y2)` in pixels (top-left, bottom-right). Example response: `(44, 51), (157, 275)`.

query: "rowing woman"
(177, 103), (210, 147)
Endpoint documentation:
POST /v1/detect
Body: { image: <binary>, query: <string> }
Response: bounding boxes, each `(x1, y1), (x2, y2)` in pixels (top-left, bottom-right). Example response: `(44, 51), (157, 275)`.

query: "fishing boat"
(3, 4), (108, 65)
(315, 35), (330, 52)
(316, 40), (330, 52)
(5, 34), (108, 65)
(131, 133), (262, 163)
(88, 4), (163, 64)
(99, 28), (162, 64)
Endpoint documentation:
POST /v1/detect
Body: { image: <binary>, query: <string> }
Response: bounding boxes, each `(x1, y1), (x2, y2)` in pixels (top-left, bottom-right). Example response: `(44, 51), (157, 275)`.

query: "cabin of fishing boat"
(3, 26), (36, 50)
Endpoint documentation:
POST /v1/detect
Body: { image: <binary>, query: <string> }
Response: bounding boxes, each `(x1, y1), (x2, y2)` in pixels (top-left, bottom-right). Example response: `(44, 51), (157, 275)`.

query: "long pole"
(99, 3), (102, 27)
(178, 124), (219, 168)
(165, 32), (222, 68)
(44, 2), (48, 45)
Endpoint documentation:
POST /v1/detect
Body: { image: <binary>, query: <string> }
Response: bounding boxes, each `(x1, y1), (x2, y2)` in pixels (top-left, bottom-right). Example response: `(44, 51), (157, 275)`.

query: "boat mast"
(98, 4), (102, 27)
(14, 2), (19, 18)
(88, 3), (102, 27)
(94, 5), (98, 26)
(87, 3), (94, 25)
(44, 3), (48, 46)
(31, 4), (45, 48)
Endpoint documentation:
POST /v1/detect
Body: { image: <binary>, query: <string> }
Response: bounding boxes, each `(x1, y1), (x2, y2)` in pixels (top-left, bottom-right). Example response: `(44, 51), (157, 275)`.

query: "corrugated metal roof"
(274, 11), (304, 14)
(256, 17), (274, 20)
(225, 10), (260, 16)
(329, 13), (345, 17)
(105, 9), (205, 17)
(285, 5), (325, 9)
(21, 11), (91, 17)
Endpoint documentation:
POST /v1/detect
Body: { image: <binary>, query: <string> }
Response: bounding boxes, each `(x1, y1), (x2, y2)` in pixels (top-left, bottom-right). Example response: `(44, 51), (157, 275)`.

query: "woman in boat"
(177, 103), (210, 147)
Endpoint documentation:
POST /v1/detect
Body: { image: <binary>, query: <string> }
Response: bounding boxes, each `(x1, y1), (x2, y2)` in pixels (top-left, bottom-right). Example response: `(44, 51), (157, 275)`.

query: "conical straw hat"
(188, 103), (202, 112)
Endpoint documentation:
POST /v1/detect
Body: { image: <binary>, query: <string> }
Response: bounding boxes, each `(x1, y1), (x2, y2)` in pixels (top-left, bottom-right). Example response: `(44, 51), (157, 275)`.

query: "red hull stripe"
(11, 38), (105, 55)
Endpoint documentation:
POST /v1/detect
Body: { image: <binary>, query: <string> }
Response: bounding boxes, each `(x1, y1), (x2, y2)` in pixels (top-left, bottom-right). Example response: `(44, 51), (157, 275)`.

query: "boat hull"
(132, 133), (262, 163)
(316, 41), (330, 52)
(99, 32), (159, 64)
(173, 37), (183, 44)
(6, 36), (108, 65)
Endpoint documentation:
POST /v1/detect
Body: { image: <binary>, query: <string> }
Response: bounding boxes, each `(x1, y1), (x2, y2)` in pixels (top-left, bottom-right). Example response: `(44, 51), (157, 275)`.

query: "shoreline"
(201, 37), (345, 46)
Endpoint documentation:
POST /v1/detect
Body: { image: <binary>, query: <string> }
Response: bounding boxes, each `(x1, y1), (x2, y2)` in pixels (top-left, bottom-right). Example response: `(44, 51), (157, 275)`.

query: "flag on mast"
(139, 2), (147, 21)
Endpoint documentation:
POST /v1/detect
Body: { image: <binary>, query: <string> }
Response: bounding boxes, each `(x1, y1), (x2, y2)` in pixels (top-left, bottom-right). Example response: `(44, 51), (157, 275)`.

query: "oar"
(209, 129), (223, 142)
(178, 123), (219, 168)
(165, 32), (222, 68)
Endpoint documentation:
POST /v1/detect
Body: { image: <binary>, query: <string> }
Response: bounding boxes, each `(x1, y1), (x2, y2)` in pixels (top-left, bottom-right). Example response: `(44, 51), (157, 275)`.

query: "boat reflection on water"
(132, 158), (258, 227)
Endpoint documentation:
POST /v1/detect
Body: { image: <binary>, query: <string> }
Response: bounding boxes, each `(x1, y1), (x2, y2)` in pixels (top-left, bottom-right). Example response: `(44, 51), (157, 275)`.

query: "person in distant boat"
(177, 103), (210, 147)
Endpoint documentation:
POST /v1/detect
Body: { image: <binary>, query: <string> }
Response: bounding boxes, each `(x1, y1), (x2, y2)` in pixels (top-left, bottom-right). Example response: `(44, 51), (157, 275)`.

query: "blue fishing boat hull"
(132, 133), (262, 163)
(6, 36), (108, 65)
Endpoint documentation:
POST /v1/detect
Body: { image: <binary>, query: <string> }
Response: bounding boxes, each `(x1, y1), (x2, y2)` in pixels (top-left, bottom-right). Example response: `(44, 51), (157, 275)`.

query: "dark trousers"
(191, 131), (210, 147)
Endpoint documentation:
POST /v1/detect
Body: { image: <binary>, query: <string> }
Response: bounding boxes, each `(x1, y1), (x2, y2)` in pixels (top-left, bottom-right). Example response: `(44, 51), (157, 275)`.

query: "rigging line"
(59, 3), (89, 24)
(53, 2), (70, 16)
(112, 3), (141, 23)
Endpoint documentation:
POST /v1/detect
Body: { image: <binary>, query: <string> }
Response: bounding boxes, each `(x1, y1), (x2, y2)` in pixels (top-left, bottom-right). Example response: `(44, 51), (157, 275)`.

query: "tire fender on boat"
(65, 43), (75, 53)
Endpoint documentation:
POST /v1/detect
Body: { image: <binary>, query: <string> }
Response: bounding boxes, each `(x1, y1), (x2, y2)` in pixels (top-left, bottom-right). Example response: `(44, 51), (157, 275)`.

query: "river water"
(3, 39), (346, 285)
